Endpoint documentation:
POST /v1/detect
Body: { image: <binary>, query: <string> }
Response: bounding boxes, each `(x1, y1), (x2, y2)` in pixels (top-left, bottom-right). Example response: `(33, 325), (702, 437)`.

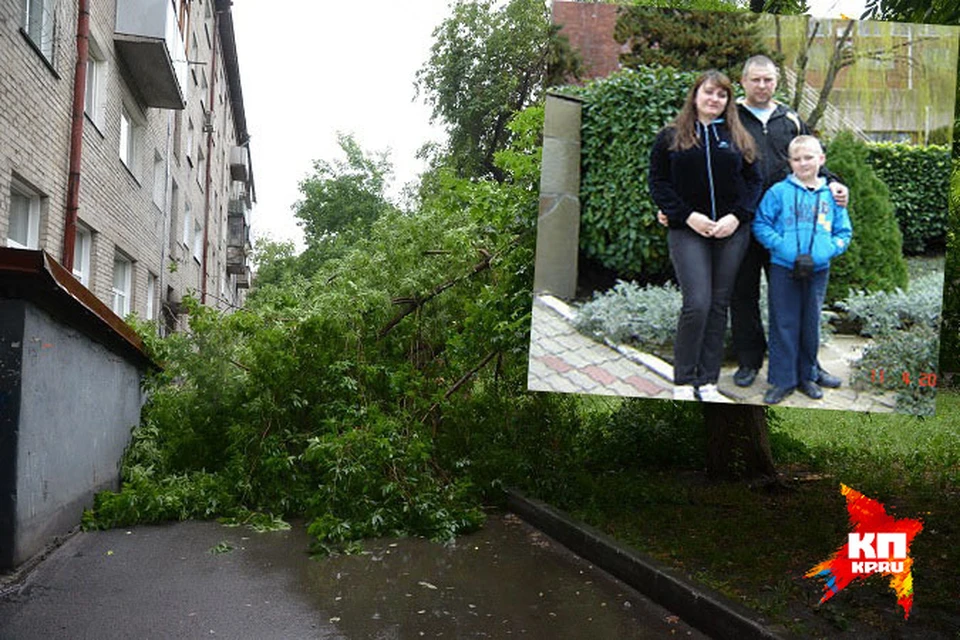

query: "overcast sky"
(230, 0), (866, 252)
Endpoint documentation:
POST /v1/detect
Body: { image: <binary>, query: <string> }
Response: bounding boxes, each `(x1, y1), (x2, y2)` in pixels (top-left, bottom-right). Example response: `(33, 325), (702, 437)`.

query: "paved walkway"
(527, 294), (898, 412)
(0, 514), (708, 640)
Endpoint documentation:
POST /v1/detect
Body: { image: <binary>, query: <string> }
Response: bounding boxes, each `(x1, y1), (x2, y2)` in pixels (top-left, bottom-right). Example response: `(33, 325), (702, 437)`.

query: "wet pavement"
(527, 294), (898, 412)
(0, 513), (708, 639)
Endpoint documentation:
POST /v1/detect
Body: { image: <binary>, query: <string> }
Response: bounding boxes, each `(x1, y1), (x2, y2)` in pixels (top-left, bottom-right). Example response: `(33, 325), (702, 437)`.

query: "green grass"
(544, 391), (960, 638)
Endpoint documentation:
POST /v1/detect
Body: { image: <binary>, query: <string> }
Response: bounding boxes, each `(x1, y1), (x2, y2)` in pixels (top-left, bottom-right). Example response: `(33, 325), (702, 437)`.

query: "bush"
(824, 132), (909, 305)
(837, 270), (943, 337)
(592, 398), (707, 469)
(866, 143), (951, 254)
(852, 325), (939, 416)
(574, 66), (697, 280)
(938, 159), (960, 385)
(839, 268), (943, 415)
(573, 279), (682, 348)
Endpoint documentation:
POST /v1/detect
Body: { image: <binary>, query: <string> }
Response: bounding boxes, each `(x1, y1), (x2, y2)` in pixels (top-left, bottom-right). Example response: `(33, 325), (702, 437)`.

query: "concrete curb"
(506, 490), (783, 640)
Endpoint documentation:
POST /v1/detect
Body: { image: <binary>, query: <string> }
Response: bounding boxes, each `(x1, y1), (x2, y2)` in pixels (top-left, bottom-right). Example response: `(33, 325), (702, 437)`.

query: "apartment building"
(0, 0), (254, 332)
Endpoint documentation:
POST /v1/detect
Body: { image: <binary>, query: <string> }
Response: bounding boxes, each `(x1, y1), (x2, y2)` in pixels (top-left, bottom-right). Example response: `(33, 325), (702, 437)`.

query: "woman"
(649, 69), (762, 402)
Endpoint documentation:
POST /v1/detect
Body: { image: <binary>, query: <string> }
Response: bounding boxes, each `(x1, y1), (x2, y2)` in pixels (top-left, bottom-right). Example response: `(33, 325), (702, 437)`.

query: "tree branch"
(378, 245), (506, 339)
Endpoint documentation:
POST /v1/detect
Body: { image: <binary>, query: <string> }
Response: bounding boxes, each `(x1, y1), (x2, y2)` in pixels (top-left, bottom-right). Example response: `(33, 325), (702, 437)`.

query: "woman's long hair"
(669, 69), (756, 163)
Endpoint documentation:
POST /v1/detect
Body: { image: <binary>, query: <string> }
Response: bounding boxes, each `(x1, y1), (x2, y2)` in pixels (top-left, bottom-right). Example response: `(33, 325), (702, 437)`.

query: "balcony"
(114, 0), (187, 109)
(236, 268), (250, 290)
(226, 245), (246, 275)
(230, 146), (250, 182)
(227, 211), (248, 249)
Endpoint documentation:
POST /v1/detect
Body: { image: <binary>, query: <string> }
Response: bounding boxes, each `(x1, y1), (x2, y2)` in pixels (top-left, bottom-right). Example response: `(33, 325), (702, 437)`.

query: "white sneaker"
(697, 383), (732, 403)
(673, 384), (697, 401)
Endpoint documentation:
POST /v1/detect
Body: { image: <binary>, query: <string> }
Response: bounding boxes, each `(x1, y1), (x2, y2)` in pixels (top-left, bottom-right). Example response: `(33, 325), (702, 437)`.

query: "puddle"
(268, 512), (706, 639)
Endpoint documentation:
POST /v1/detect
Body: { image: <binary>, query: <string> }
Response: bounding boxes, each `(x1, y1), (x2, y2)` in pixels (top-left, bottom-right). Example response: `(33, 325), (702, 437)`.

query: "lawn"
(541, 391), (960, 638)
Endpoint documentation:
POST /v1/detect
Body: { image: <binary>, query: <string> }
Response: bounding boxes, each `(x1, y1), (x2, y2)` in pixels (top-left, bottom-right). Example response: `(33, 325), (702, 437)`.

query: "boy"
(751, 135), (853, 404)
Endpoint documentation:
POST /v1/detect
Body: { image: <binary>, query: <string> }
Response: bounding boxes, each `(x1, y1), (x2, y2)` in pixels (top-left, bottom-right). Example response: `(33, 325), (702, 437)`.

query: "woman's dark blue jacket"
(648, 119), (762, 229)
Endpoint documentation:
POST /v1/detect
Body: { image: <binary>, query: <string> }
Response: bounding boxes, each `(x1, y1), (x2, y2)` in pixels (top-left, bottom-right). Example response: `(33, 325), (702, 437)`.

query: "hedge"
(574, 66), (696, 281)
(865, 143), (951, 255)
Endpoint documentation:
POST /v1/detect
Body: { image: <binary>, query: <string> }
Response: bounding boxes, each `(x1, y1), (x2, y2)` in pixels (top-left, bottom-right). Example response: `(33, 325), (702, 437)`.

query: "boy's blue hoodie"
(752, 174), (852, 272)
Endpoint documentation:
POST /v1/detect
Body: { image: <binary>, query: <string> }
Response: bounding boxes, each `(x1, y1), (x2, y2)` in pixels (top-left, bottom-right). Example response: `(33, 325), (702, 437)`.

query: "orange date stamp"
(870, 369), (937, 388)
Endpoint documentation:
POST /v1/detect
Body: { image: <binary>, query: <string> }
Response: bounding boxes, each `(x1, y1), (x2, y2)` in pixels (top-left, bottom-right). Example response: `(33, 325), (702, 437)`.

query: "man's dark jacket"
(736, 99), (809, 192)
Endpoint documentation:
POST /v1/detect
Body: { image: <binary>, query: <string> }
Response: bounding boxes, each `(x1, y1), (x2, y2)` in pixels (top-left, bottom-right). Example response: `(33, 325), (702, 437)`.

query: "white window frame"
(146, 272), (156, 320)
(7, 179), (41, 249)
(193, 219), (203, 262)
(186, 118), (194, 166)
(73, 223), (92, 286)
(111, 253), (133, 317)
(84, 38), (106, 129)
(22, 0), (55, 62)
(119, 105), (141, 172)
(182, 202), (192, 248)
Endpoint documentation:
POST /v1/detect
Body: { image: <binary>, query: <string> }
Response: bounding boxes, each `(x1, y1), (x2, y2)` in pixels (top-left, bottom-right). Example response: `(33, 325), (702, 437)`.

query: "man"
(729, 55), (848, 389)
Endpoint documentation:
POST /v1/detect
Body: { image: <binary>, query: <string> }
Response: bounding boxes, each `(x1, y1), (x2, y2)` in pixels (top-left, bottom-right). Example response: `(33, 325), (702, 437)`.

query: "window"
(8, 179), (41, 249)
(73, 223), (92, 286)
(858, 20), (881, 37)
(182, 202), (192, 247)
(186, 118), (194, 166)
(169, 180), (180, 250)
(111, 253), (132, 317)
(119, 105), (140, 172)
(193, 219), (203, 262)
(175, 0), (190, 40)
(84, 39), (106, 128)
(146, 272), (156, 319)
(22, 0), (55, 62)
(172, 113), (183, 162)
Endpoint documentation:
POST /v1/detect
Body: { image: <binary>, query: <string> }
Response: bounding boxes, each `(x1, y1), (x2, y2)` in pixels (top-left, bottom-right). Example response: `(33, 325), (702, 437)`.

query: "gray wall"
(1, 300), (142, 567)
(534, 94), (583, 299)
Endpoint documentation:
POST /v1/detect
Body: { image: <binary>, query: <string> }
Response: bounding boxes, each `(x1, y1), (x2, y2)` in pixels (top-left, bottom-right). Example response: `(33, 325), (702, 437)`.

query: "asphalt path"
(0, 513), (708, 639)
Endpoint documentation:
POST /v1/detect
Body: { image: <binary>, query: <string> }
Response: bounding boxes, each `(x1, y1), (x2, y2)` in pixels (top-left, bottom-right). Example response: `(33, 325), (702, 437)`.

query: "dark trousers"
(668, 225), (749, 386)
(767, 264), (829, 388)
(730, 235), (769, 370)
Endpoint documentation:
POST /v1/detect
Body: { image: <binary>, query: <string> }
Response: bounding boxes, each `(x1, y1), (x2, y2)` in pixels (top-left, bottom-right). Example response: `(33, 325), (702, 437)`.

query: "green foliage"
(615, 6), (773, 80)
(837, 270), (943, 337)
(865, 143), (951, 254)
(84, 108), (554, 552)
(853, 325), (940, 415)
(250, 238), (305, 292)
(575, 66), (696, 279)
(939, 160), (960, 383)
(592, 398), (707, 469)
(302, 411), (484, 553)
(823, 132), (909, 305)
(836, 268), (942, 415)
(574, 279), (682, 348)
(294, 132), (395, 245)
(415, 0), (579, 180)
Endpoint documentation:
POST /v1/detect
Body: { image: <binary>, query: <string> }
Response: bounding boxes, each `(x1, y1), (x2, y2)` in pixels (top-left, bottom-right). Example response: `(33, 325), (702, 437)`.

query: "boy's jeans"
(767, 264), (830, 388)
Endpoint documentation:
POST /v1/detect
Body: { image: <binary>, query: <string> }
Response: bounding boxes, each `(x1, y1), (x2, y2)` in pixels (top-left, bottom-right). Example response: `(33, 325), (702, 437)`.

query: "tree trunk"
(791, 19), (817, 113)
(807, 20), (856, 130)
(704, 404), (777, 481)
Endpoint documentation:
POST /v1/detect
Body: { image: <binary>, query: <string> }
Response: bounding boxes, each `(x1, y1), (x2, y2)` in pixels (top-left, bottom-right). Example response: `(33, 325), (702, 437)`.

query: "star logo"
(805, 484), (923, 619)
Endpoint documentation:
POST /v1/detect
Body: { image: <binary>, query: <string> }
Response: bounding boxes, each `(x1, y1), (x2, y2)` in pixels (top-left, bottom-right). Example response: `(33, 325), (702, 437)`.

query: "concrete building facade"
(0, 0), (254, 331)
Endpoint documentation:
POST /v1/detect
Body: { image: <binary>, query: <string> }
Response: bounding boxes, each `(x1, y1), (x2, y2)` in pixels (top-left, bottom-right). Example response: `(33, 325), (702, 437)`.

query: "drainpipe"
(201, 6), (220, 305)
(63, 0), (90, 272)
